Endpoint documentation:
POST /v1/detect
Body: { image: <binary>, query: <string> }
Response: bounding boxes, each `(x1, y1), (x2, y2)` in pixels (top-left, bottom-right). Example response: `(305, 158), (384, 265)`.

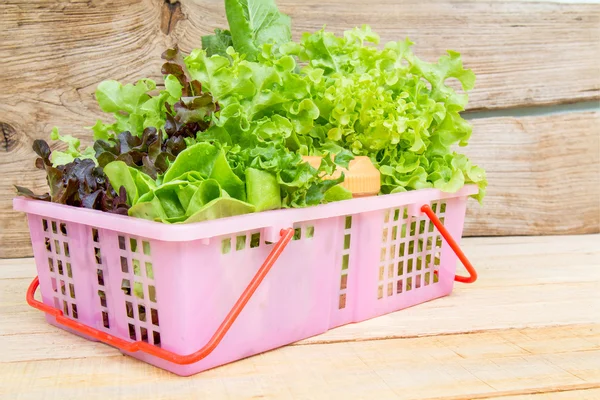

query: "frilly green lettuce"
(287, 26), (486, 200)
(26, 6), (487, 223)
(185, 25), (486, 201)
(185, 47), (350, 208)
(49, 127), (96, 166)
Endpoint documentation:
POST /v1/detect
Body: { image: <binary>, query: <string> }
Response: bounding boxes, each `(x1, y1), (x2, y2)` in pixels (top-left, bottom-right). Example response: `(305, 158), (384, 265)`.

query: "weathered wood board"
(464, 111), (600, 237)
(1, 0), (599, 257)
(1, 325), (599, 400)
(1, 235), (599, 399)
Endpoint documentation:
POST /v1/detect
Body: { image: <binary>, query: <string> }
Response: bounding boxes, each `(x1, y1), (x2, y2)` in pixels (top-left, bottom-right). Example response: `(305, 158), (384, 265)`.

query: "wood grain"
(1, 1), (599, 257)
(496, 388), (600, 400)
(0, 324), (598, 399)
(1, 235), (599, 398)
(0, 0), (170, 258)
(464, 111), (600, 237)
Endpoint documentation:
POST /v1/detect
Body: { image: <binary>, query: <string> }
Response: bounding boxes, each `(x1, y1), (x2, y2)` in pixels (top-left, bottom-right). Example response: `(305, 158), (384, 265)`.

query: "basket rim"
(14, 185), (477, 242)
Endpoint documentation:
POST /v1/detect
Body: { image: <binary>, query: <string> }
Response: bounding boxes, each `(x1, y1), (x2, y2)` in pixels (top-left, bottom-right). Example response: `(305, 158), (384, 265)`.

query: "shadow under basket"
(15, 185), (478, 376)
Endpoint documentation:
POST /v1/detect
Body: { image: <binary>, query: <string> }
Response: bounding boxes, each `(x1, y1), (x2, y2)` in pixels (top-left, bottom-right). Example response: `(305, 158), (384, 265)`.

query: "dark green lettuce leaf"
(201, 28), (234, 57)
(223, 0), (291, 61)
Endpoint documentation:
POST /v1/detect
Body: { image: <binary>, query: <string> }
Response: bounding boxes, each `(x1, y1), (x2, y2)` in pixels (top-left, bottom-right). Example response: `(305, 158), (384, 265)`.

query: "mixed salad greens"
(17, 0), (487, 224)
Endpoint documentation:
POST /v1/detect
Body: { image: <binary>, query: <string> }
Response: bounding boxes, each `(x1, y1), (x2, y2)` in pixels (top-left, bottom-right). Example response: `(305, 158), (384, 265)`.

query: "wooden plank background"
(1, 0), (599, 258)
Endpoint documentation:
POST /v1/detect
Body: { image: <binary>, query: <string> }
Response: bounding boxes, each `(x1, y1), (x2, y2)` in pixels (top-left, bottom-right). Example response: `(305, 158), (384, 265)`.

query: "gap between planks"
(436, 384), (600, 400)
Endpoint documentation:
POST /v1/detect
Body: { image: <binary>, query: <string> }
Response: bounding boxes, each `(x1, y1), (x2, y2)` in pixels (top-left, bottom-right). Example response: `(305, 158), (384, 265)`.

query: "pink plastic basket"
(15, 185), (478, 376)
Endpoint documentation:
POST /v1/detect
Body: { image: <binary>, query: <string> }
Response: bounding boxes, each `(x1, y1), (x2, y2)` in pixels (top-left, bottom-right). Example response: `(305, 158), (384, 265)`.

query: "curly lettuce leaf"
(275, 26), (486, 200)
(88, 119), (111, 141)
(49, 127), (96, 166)
(164, 75), (183, 100)
(93, 79), (166, 137)
(185, 48), (346, 207)
(95, 79), (155, 114)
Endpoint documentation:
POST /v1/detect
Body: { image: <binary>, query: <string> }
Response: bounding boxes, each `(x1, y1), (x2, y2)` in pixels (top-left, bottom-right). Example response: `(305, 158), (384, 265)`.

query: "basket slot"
(92, 228), (111, 330)
(338, 216), (352, 310)
(115, 233), (161, 347)
(40, 218), (79, 320)
(378, 201), (446, 299)
(219, 224), (315, 256)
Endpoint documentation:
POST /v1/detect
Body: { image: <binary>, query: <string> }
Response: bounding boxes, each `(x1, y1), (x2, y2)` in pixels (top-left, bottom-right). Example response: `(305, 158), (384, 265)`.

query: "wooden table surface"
(1, 234), (599, 399)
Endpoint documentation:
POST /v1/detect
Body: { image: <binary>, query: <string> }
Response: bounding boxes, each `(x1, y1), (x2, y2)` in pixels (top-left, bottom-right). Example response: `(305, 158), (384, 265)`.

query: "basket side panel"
(99, 229), (163, 347)
(26, 214), (101, 339)
(129, 217), (342, 375)
(352, 209), (389, 322)
(62, 220), (102, 330)
(352, 194), (468, 322)
(26, 214), (58, 313)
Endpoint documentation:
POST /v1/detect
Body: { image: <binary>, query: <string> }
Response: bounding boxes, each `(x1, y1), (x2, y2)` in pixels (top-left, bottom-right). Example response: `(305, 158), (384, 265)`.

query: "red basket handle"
(26, 228), (295, 365)
(421, 204), (477, 283)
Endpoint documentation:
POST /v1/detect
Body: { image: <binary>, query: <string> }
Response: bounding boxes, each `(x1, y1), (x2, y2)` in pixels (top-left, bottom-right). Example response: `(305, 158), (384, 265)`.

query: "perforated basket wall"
(16, 185), (475, 376)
